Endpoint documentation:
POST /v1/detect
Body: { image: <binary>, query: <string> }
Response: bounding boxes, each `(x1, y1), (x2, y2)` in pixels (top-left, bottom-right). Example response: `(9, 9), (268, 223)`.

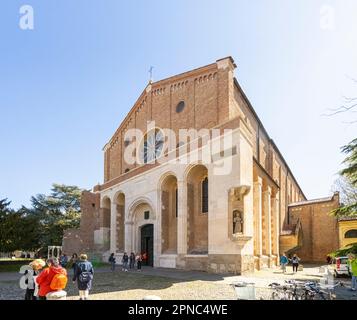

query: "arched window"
(201, 177), (208, 213)
(141, 129), (164, 164)
(345, 229), (357, 238)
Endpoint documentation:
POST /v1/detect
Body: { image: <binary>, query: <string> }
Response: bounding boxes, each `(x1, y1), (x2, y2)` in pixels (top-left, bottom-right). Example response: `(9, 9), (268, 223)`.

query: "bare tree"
(322, 76), (357, 124)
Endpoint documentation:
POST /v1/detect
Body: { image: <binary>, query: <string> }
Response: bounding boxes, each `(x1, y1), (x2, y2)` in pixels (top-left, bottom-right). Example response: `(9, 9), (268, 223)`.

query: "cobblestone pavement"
(1, 264), (356, 300)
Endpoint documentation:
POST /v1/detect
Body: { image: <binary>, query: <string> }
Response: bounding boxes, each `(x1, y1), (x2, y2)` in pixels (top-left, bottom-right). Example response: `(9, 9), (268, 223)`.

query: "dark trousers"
(137, 261), (142, 270)
(25, 288), (37, 300)
(293, 263), (299, 272)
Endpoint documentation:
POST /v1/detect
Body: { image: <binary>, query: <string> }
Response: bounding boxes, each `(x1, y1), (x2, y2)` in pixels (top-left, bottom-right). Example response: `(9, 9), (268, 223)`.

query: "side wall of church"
(231, 83), (306, 233)
(288, 193), (340, 262)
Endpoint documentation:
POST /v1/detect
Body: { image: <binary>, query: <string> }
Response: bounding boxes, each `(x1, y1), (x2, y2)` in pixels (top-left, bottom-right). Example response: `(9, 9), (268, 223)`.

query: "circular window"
(124, 139), (130, 147)
(139, 128), (164, 164)
(176, 101), (185, 113)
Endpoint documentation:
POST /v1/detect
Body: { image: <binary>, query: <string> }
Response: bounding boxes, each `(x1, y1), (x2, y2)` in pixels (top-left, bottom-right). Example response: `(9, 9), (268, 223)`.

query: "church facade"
(63, 57), (340, 273)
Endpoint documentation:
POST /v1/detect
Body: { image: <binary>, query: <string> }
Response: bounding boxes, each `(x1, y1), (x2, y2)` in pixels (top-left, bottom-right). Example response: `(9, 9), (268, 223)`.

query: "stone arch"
(128, 197), (156, 222)
(128, 198), (157, 266)
(99, 196), (111, 251)
(186, 164), (209, 254)
(160, 173), (178, 254)
(114, 192), (125, 252)
(101, 197), (111, 229)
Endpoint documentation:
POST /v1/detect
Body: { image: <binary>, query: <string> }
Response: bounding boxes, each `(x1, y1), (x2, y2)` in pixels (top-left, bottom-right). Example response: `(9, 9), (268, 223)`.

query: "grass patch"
(0, 264), (24, 273)
(92, 261), (110, 268)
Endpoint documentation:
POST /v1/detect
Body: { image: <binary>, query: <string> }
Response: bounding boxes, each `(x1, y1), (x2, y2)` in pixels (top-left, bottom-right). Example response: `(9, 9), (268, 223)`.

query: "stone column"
(253, 177), (263, 257)
(263, 186), (272, 258)
(273, 194), (280, 256)
(110, 201), (117, 253)
(177, 179), (187, 255)
(124, 221), (134, 253)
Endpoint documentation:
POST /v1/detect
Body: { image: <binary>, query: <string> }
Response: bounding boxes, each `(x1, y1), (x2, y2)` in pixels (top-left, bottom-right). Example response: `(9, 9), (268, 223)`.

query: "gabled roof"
(103, 58), (233, 150)
(288, 193), (337, 207)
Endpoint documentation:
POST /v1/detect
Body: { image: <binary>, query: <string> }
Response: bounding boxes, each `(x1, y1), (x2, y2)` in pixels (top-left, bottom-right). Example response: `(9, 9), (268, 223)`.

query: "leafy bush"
(329, 242), (357, 258)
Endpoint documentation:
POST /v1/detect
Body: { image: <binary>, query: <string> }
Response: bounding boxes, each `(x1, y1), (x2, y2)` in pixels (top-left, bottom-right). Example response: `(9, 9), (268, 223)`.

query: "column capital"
(254, 176), (263, 187)
(263, 185), (272, 195)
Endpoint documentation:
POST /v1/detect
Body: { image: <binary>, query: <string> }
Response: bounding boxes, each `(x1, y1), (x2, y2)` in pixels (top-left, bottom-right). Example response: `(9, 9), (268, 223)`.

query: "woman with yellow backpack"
(35, 258), (68, 300)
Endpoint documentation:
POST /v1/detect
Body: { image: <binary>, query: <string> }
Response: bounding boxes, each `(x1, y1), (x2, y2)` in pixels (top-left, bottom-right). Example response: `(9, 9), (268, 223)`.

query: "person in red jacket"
(36, 257), (67, 300)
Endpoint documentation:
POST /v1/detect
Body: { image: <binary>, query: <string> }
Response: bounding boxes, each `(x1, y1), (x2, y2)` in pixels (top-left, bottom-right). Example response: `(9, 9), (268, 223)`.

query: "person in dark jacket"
(69, 253), (78, 275)
(72, 254), (94, 300)
(129, 252), (135, 269)
(291, 254), (301, 273)
(109, 253), (116, 271)
(122, 252), (129, 272)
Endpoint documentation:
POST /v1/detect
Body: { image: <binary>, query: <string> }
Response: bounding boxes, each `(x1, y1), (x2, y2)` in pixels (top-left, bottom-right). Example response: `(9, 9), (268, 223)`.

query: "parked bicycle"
(268, 280), (344, 300)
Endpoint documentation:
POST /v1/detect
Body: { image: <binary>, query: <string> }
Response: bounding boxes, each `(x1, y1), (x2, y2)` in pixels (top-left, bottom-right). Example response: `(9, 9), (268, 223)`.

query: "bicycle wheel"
(271, 291), (280, 300)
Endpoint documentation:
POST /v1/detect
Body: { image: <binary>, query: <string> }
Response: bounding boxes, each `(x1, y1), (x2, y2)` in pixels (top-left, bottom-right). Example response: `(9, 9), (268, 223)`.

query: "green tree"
(332, 138), (357, 216)
(24, 184), (83, 247)
(0, 199), (40, 252)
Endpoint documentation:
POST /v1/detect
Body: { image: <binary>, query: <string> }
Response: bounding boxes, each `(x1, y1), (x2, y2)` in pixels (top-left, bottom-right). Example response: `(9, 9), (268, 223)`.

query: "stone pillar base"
(208, 254), (254, 275)
(260, 255), (271, 269)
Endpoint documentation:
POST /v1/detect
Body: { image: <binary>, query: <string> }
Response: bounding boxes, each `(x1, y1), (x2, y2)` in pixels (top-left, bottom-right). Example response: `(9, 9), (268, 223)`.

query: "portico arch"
(114, 192), (125, 252)
(127, 197), (157, 266)
(186, 164), (209, 254)
(160, 174), (178, 254)
(99, 196), (111, 251)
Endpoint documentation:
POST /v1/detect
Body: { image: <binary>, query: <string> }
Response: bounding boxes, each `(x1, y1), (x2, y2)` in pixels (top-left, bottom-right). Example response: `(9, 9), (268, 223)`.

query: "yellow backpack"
(50, 273), (68, 291)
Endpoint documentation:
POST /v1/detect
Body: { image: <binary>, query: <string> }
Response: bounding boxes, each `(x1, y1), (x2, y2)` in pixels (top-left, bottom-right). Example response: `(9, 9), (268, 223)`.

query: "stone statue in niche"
(233, 210), (243, 234)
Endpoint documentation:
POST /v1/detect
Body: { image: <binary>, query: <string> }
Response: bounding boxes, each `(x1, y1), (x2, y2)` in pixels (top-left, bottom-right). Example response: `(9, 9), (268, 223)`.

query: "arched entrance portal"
(128, 198), (156, 267)
(141, 224), (154, 266)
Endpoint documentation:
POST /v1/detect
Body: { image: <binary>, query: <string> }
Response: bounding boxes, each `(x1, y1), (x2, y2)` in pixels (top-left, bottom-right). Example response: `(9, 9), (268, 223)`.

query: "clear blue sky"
(0, 0), (356, 209)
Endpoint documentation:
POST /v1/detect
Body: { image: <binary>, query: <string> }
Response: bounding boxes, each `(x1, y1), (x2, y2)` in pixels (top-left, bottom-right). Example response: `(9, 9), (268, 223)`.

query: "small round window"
(176, 101), (185, 113)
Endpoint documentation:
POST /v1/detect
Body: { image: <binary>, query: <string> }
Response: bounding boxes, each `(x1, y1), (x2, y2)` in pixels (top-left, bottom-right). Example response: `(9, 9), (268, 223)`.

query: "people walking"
(60, 254), (68, 268)
(136, 253), (142, 271)
(35, 258), (68, 300)
(280, 253), (289, 273)
(291, 254), (301, 273)
(72, 254), (94, 300)
(122, 252), (129, 272)
(347, 253), (357, 291)
(69, 253), (78, 275)
(129, 252), (135, 269)
(109, 253), (116, 271)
